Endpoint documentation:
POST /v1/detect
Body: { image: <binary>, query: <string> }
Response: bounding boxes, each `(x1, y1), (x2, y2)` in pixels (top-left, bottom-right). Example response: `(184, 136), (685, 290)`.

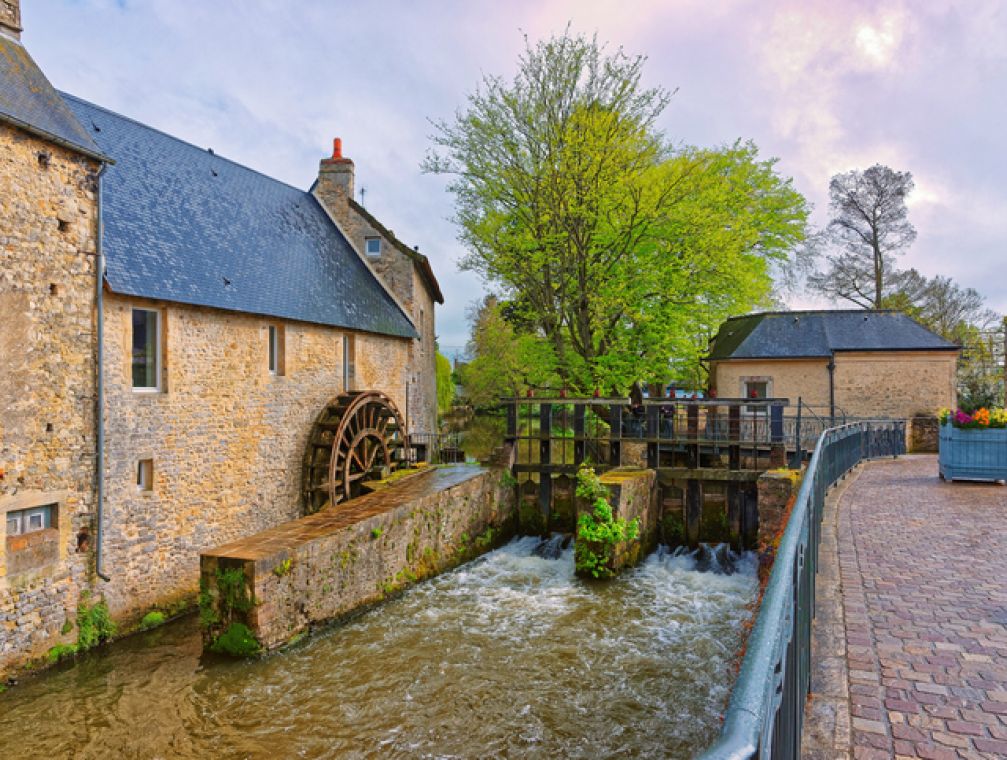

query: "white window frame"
(365, 237), (381, 257)
(5, 505), (54, 537)
(740, 376), (772, 415)
(137, 459), (154, 492)
(131, 307), (162, 392)
(343, 334), (356, 390)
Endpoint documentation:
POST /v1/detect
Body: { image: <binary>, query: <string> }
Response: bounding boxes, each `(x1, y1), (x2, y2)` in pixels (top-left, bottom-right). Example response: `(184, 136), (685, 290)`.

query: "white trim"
(131, 307), (162, 391)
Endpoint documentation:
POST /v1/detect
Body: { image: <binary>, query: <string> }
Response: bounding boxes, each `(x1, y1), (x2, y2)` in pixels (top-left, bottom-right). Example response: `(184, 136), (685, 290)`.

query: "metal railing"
(408, 432), (466, 464)
(697, 419), (906, 760)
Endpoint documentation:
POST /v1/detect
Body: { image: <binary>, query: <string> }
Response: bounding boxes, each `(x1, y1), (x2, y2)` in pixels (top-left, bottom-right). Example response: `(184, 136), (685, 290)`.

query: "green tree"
(435, 351), (454, 417)
(426, 31), (809, 392)
(456, 296), (559, 406)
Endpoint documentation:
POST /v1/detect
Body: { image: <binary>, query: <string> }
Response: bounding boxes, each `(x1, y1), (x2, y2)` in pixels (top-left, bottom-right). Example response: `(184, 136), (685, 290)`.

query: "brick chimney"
(315, 137), (354, 230)
(0, 0), (21, 40)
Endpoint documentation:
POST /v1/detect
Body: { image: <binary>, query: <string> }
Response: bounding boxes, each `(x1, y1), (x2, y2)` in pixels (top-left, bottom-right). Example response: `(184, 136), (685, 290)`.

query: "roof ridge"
(59, 91), (307, 195)
(724, 308), (902, 322)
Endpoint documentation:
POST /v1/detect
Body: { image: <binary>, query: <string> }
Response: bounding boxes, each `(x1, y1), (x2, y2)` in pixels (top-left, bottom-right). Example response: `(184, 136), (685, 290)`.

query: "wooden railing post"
(539, 403), (552, 527)
(609, 404), (623, 467)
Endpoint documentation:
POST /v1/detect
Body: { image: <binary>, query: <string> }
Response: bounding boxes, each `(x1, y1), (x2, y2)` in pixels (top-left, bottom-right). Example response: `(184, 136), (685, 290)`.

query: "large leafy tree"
(427, 31), (809, 392)
(809, 164), (916, 307)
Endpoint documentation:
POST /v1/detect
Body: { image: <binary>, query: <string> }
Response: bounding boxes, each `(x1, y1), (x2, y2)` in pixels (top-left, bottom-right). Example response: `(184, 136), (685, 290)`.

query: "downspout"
(827, 354), (836, 426)
(95, 163), (110, 582)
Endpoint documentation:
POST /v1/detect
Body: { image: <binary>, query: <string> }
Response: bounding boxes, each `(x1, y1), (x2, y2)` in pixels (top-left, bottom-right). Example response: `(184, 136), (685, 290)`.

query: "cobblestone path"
(803, 455), (1007, 760)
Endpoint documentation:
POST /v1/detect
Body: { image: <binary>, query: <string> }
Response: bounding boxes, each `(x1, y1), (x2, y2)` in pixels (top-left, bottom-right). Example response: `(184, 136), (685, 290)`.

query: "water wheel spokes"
(303, 390), (408, 514)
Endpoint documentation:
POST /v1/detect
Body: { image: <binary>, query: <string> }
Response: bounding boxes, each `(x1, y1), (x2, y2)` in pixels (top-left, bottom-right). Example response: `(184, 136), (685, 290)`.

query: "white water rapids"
(0, 537), (757, 758)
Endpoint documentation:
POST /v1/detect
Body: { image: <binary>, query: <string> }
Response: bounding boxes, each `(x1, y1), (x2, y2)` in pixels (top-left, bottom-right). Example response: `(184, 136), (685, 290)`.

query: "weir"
(507, 396), (801, 552)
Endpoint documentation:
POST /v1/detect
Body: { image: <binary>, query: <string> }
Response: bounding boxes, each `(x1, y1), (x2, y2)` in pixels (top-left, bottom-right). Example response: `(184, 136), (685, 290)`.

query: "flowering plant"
(939, 407), (1007, 429)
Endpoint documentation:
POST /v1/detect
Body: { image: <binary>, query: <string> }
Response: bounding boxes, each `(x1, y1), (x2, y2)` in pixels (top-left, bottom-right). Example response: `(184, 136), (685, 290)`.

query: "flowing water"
(0, 539), (756, 759)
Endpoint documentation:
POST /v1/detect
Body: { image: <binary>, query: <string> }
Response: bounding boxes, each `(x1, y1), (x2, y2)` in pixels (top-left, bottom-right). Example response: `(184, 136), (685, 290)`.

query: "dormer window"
(365, 237), (381, 257)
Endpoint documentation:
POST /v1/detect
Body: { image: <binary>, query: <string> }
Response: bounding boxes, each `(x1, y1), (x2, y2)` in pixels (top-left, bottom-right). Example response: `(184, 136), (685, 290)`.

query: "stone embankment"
(200, 464), (516, 652)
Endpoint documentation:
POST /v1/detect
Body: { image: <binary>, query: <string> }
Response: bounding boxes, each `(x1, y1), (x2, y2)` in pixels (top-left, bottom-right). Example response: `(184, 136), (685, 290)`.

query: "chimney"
(315, 137), (355, 230)
(0, 0), (22, 40)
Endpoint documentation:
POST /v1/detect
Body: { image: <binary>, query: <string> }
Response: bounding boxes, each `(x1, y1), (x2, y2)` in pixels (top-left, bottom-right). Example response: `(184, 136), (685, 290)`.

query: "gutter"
(95, 163), (110, 582)
(827, 354), (836, 425)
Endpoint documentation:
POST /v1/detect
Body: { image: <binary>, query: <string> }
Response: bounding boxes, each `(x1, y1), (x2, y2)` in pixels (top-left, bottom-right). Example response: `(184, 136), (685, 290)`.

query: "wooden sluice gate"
(504, 396), (794, 550)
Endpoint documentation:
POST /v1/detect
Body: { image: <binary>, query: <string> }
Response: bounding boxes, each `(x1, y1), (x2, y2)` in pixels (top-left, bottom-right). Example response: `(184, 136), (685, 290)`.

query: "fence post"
(573, 403), (586, 466)
(610, 403), (623, 467)
(646, 403), (660, 468)
(539, 403), (552, 527)
(770, 403), (785, 468)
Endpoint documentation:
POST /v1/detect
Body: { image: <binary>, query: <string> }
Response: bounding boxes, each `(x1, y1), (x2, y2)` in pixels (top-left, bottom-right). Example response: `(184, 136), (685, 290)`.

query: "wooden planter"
(938, 424), (1007, 482)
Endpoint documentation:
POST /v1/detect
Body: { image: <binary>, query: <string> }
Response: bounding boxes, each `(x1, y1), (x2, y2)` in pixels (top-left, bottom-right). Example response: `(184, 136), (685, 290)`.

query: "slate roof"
(347, 199), (444, 304)
(62, 94), (416, 339)
(0, 36), (107, 161)
(709, 310), (959, 360)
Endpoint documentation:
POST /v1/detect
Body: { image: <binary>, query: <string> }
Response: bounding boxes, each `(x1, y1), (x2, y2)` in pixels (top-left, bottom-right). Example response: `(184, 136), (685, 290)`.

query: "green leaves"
(431, 31), (809, 393)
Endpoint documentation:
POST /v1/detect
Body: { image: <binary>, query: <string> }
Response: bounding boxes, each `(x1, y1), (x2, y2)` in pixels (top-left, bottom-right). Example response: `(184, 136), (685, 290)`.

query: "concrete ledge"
(200, 464), (516, 652)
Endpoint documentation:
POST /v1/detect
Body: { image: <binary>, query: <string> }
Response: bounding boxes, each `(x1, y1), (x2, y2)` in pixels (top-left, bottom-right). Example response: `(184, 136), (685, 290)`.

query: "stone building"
(0, 0), (442, 677)
(708, 310), (959, 419)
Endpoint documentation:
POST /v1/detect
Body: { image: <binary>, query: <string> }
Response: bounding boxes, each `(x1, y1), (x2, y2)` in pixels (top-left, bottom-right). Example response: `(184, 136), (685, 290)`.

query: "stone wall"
(756, 469), (801, 554)
(908, 415), (940, 453)
(833, 351), (956, 419)
(712, 358), (830, 411)
(314, 160), (438, 435)
(574, 468), (659, 577)
(98, 293), (413, 621)
(0, 123), (100, 676)
(200, 464), (516, 651)
(713, 351), (957, 420)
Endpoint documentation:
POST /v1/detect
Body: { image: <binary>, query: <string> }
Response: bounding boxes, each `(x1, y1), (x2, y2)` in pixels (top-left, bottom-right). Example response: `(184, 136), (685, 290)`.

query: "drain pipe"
(94, 163), (110, 582)
(827, 354), (836, 426)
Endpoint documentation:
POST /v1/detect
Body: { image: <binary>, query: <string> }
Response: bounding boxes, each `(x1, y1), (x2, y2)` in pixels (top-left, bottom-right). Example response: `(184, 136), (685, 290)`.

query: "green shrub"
(47, 643), (78, 663)
(76, 593), (116, 651)
(139, 610), (166, 630)
(208, 623), (261, 657)
(574, 466), (639, 579)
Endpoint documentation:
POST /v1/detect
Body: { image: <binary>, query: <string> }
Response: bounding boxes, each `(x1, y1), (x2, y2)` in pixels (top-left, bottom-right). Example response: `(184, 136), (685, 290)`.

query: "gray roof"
(709, 310), (959, 360)
(0, 36), (107, 161)
(62, 94), (416, 339)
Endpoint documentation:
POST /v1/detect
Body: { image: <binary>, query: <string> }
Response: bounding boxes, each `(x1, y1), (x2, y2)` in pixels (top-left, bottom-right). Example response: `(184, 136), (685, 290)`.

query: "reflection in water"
(0, 539), (755, 759)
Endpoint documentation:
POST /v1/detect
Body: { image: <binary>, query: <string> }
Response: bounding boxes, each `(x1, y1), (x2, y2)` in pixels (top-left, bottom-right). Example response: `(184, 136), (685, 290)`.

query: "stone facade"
(98, 293), (412, 620)
(0, 122), (100, 675)
(201, 465), (516, 651)
(712, 350), (957, 420)
(1, 118), (439, 676)
(314, 149), (439, 434)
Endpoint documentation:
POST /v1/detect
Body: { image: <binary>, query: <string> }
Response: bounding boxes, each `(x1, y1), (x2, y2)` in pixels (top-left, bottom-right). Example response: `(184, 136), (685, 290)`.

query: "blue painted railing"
(697, 420), (906, 760)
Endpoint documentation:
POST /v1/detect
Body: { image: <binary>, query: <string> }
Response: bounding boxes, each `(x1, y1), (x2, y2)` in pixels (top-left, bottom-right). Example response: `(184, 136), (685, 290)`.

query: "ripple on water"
(0, 537), (757, 759)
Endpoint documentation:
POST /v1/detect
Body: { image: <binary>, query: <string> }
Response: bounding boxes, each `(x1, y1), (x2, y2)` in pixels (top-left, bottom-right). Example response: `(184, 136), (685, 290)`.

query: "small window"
(132, 308), (161, 390)
(137, 459), (153, 492)
(6, 505), (54, 537)
(268, 324), (285, 376)
(365, 237), (381, 257)
(343, 334), (356, 390)
(743, 378), (770, 414)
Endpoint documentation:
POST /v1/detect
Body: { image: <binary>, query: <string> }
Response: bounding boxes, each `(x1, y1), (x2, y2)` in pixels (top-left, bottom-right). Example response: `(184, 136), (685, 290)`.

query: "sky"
(22, 0), (1007, 357)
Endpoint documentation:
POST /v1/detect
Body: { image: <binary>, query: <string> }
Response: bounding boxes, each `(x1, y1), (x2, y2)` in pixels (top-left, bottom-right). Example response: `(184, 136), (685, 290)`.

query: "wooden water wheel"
(302, 390), (408, 514)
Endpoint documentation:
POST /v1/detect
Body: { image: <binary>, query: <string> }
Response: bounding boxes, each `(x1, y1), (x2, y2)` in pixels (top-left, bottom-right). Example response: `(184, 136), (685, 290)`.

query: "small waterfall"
(531, 532), (572, 559)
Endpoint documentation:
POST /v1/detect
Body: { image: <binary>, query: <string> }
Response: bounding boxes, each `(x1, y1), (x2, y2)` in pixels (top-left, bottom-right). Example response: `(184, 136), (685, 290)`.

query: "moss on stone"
(139, 610), (166, 631)
(208, 622), (261, 657)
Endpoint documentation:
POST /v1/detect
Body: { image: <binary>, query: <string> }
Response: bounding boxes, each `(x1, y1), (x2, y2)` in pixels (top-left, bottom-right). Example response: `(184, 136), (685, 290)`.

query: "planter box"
(938, 424), (1007, 482)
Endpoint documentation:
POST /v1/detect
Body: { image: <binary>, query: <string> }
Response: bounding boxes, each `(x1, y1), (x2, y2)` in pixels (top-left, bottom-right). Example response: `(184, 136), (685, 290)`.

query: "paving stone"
(803, 456), (1007, 760)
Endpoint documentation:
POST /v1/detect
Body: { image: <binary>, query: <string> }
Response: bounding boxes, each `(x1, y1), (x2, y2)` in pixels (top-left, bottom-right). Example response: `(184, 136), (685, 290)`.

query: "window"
(6, 505), (54, 537)
(343, 334), (356, 390)
(268, 324), (285, 376)
(137, 459), (153, 492)
(741, 376), (772, 414)
(365, 237), (381, 257)
(132, 308), (161, 390)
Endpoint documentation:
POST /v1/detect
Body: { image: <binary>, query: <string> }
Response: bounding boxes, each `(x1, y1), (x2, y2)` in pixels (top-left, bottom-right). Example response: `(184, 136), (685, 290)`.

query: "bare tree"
(808, 164), (916, 307)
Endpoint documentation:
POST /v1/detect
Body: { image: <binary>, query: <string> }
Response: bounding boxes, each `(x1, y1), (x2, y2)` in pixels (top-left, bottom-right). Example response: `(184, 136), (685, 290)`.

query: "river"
(0, 538), (755, 759)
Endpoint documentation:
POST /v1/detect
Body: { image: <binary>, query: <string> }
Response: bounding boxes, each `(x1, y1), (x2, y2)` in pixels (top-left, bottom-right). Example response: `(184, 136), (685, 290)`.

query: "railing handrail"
(697, 419), (906, 760)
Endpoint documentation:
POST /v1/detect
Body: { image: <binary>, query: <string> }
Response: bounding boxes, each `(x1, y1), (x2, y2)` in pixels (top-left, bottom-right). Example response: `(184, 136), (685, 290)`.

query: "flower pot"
(938, 423), (1007, 482)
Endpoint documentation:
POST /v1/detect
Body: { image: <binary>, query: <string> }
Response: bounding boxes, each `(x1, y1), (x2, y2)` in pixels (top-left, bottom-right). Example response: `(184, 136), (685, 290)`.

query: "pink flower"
(954, 410), (973, 425)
